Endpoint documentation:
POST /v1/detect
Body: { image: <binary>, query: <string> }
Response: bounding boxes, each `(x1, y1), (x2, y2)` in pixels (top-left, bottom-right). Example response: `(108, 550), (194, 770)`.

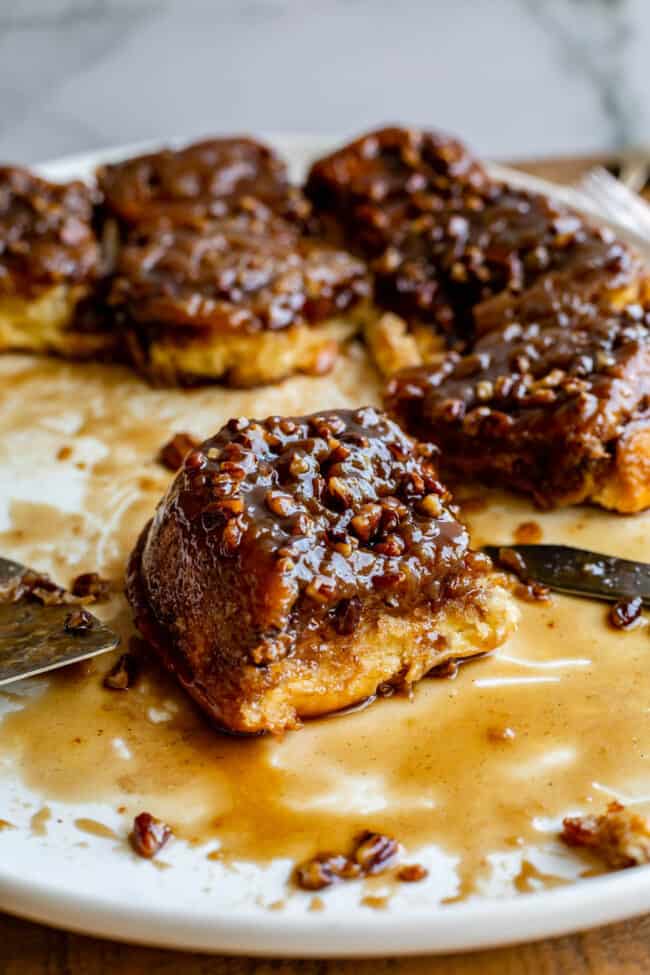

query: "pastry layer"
(123, 316), (361, 387)
(0, 284), (115, 358)
(0, 166), (109, 358)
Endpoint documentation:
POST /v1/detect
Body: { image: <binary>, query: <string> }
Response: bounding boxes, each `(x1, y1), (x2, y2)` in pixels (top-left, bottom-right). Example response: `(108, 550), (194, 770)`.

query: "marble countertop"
(0, 0), (648, 165)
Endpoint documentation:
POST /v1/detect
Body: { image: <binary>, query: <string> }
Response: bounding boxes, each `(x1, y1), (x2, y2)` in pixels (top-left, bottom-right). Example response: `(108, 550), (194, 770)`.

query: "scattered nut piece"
(64, 608), (94, 633)
(103, 653), (139, 691)
(494, 547), (551, 603)
(353, 831), (400, 874)
(496, 547), (529, 580)
(560, 801), (650, 869)
(514, 580), (552, 603)
(1, 569), (69, 606)
(608, 597), (643, 630)
(397, 864), (428, 883)
(71, 572), (112, 602)
(130, 812), (172, 859)
(158, 432), (199, 471)
(295, 853), (360, 891)
(294, 832), (400, 891)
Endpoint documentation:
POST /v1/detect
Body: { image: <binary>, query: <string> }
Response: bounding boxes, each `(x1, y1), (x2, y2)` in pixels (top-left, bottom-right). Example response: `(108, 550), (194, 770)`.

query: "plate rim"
(3, 856), (650, 957)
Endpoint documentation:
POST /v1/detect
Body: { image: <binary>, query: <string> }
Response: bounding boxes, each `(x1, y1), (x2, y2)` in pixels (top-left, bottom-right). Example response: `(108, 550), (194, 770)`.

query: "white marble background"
(0, 0), (649, 165)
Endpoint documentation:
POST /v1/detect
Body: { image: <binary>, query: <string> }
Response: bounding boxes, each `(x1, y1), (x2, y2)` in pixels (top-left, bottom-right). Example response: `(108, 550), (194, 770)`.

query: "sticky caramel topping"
(109, 209), (370, 334)
(143, 407), (474, 665)
(97, 137), (306, 227)
(0, 166), (98, 296)
(386, 307), (650, 505)
(306, 126), (488, 256)
(373, 187), (637, 337)
(308, 127), (643, 345)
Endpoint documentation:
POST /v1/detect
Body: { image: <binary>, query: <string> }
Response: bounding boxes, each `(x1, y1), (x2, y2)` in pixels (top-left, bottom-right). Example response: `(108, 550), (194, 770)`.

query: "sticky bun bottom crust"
(121, 314), (364, 388)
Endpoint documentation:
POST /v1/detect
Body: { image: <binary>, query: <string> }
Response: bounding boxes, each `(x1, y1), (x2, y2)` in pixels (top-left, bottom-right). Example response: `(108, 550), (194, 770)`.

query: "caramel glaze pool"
(1, 349), (649, 898)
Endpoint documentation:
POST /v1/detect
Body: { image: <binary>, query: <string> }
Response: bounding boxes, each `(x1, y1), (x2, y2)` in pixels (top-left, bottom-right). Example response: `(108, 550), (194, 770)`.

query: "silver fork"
(578, 166), (650, 242)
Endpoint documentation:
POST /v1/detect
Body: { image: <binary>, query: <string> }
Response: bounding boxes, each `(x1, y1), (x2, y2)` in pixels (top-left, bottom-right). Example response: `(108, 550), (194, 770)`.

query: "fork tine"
(579, 167), (650, 240)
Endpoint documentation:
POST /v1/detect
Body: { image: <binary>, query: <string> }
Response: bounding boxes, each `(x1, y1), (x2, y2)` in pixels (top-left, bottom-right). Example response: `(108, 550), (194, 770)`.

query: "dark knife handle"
(483, 544), (650, 607)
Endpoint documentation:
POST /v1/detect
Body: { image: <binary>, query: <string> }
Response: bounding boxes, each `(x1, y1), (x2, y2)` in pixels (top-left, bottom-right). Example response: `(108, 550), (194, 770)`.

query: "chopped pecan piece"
(64, 608), (94, 633)
(353, 831), (400, 874)
(158, 433), (199, 472)
(294, 831), (399, 891)
(560, 801), (650, 869)
(71, 572), (112, 602)
(103, 653), (139, 691)
(129, 812), (172, 859)
(397, 863), (429, 883)
(294, 853), (360, 891)
(608, 597), (643, 630)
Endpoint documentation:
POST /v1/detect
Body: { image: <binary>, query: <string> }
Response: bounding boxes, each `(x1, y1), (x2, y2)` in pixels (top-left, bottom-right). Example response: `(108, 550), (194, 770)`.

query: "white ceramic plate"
(1, 136), (650, 957)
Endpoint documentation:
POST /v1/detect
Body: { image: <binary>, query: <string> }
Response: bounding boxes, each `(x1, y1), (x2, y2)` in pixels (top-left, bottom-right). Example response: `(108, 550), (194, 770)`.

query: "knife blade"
(483, 544), (650, 607)
(0, 556), (120, 685)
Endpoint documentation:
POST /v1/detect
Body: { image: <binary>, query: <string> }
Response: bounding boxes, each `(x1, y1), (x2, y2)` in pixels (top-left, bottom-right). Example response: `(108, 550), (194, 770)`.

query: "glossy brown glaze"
(140, 406), (469, 624)
(109, 207), (370, 335)
(471, 232), (643, 339)
(97, 137), (307, 227)
(305, 126), (488, 258)
(0, 166), (98, 296)
(386, 305), (650, 508)
(307, 127), (644, 346)
(127, 407), (508, 732)
(373, 188), (639, 339)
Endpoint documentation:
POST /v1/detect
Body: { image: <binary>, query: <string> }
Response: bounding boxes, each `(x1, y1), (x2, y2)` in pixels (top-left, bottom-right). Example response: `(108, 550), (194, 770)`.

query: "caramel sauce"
(74, 818), (117, 840)
(29, 806), (51, 836)
(513, 860), (569, 893)
(1, 353), (650, 899)
(361, 895), (389, 910)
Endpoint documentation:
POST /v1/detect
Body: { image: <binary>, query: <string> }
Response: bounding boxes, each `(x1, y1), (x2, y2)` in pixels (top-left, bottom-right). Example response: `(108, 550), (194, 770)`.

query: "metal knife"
(483, 544), (650, 607)
(0, 556), (120, 686)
